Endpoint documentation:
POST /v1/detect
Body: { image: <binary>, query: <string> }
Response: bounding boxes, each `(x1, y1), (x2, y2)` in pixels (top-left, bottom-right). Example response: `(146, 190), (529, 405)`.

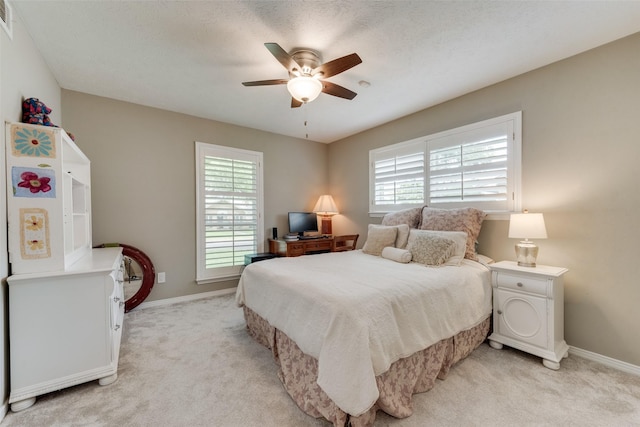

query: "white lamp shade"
(287, 76), (323, 103)
(313, 195), (339, 215)
(508, 213), (547, 239)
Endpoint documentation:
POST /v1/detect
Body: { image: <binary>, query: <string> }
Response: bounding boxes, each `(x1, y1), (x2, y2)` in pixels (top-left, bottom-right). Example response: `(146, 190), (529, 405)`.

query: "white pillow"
(362, 225), (398, 256)
(406, 229), (467, 266)
(365, 224), (409, 249)
(381, 246), (412, 263)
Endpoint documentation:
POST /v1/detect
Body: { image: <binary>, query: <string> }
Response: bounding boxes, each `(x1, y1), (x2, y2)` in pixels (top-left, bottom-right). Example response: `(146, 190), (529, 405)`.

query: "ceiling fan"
(242, 43), (362, 108)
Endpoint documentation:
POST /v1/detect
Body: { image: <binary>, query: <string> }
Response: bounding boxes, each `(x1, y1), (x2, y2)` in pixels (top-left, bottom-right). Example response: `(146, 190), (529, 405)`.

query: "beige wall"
(61, 90), (328, 301)
(328, 33), (640, 366)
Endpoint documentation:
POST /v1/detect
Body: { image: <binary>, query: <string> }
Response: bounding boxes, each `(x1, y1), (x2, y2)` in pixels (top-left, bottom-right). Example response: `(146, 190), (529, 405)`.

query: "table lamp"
(508, 211), (547, 267)
(313, 195), (339, 235)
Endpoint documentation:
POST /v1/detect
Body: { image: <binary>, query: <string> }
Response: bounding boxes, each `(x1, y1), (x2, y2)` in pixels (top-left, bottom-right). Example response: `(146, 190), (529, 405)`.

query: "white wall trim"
(570, 346), (640, 377)
(0, 398), (9, 424)
(131, 287), (237, 311)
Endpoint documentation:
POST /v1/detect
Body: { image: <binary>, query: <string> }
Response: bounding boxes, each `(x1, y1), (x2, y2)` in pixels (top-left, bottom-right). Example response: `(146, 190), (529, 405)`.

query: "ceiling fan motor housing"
(290, 49), (321, 76)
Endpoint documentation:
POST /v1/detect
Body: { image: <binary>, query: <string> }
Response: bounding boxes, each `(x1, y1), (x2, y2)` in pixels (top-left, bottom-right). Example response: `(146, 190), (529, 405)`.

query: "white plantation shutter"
(371, 140), (426, 211)
(196, 142), (263, 283)
(370, 112), (521, 214)
(428, 120), (512, 210)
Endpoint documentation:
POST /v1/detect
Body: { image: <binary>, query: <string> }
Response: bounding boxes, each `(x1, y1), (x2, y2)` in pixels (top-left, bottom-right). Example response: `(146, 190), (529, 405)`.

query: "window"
(370, 112), (521, 214)
(196, 142), (263, 284)
(371, 139), (426, 212)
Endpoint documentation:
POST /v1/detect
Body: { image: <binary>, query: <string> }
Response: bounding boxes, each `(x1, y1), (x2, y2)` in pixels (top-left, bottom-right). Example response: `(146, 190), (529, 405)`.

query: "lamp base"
(320, 216), (333, 235)
(515, 241), (539, 267)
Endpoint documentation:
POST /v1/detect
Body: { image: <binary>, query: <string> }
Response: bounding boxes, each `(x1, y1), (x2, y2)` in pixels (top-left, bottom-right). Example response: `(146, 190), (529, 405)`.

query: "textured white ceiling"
(12, 1), (640, 143)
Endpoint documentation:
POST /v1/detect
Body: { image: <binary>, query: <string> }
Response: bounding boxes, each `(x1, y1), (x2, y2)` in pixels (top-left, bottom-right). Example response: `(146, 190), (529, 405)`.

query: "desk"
(269, 237), (334, 257)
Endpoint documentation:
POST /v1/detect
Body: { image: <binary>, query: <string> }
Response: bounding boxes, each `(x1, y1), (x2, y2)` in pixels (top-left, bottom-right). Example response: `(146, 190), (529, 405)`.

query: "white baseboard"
(131, 287), (237, 311)
(569, 346), (640, 376)
(0, 397), (9, 423)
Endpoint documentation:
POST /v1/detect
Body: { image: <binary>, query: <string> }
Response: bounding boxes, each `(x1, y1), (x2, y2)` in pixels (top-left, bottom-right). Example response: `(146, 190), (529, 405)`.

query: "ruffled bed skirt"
(243, 306), (490, 427)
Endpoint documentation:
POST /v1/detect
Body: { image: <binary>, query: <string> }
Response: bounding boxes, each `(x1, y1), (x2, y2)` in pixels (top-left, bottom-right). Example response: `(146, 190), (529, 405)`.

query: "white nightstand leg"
(11, 397), (36, 412)
(542, 359), (560, 370)
(489, 339), (503, 350)
(98, 373), (118, 386)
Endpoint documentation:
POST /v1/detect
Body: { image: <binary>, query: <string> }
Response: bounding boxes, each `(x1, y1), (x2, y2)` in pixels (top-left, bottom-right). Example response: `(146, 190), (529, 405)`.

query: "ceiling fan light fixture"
(287, 76), (323, 103)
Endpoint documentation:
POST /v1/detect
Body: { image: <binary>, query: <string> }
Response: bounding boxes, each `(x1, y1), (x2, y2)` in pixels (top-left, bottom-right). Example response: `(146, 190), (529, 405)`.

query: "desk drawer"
(495, 272), (548, 296)
(288, 243), (305, 256)
(305, 241), (332, 251)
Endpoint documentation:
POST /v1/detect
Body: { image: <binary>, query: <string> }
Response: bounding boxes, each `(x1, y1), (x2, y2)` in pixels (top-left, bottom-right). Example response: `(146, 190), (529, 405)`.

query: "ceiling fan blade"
(242, 79), (288, 86)
(264, 42), (300, 73)
(321, 81), (357, 100)
(291, 98), (303, 108)
(313, 53), (362, 78)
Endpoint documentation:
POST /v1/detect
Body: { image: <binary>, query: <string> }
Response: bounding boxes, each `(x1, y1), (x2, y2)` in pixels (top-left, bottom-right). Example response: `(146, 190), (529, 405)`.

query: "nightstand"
(488, 261), (569, 370)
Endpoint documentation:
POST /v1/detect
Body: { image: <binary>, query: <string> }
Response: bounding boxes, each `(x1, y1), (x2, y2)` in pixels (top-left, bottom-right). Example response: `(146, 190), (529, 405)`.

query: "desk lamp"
(313, 195), (339, 235)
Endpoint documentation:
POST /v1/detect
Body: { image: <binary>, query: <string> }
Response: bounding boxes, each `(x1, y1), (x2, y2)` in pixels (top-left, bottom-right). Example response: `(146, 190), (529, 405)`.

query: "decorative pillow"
(394, 224), (410, 249)
(407, 229), (468, 266)
(366, 224), (410, 249)
(419, 207), (486, 260)
(406, 231), (457, 266)
(381, 247), (412, 263)
(381, 206), (425, 229)
(362, 225), (398, 256)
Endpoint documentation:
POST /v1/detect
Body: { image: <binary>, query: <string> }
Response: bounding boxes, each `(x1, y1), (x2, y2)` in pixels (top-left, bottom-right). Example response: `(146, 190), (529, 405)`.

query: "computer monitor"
(288, 212), (318, 236)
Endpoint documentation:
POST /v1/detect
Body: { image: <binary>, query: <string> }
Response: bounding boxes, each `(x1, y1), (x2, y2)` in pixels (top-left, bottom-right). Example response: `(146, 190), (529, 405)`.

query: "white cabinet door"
(495, 288), (547, 349)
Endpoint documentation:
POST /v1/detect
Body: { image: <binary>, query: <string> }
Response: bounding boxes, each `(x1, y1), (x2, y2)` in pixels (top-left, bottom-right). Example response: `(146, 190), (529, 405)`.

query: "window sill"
(196, 274), (241, 285)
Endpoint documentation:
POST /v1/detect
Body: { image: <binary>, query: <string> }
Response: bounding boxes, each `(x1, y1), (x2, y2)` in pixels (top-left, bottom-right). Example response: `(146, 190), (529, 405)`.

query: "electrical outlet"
(158, 272), (166, 283)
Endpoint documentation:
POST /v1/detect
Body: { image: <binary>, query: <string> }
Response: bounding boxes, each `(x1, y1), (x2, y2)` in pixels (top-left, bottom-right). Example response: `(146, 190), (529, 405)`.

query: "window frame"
(195, 141), (264, 284)
(369, 112), (522, 216)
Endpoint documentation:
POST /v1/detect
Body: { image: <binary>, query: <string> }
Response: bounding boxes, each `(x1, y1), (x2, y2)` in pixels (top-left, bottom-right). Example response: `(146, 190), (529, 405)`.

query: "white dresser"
(488, 261), (569, 370)
(7, 247), (125, 411)
(4, 123), (126, 411)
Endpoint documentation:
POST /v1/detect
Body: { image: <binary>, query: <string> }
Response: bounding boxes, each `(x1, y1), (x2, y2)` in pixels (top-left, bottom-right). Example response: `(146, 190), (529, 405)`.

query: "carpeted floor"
(2, 293), (639, 426)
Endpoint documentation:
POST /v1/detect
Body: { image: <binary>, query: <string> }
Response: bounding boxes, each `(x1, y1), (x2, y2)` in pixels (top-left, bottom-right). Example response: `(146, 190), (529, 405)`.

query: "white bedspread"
(235, 250), (492, 416)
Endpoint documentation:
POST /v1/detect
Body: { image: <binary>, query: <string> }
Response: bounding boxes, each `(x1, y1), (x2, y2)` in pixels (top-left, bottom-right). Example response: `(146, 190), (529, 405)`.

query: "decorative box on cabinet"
(488, 261), (569, 370)
(7, 247), (125, 412)
(5, 122), (91, 274)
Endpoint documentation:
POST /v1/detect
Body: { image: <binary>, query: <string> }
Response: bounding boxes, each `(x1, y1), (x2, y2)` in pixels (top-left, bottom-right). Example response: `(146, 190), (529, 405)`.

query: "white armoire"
(4, 122), (125, 411)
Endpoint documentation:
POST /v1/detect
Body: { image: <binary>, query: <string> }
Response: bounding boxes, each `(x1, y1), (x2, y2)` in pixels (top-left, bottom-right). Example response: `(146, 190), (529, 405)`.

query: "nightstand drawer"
(495, 272), (548, 296)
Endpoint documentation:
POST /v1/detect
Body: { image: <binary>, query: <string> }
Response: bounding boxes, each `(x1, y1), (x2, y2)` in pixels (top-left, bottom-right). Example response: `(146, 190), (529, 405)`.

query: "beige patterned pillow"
(406, 231), (457, 266)
(408, 229), (468, 266)
(381, 206), (425, 229)
(419, 207), (486, 260)
(362, 225), (398, 256)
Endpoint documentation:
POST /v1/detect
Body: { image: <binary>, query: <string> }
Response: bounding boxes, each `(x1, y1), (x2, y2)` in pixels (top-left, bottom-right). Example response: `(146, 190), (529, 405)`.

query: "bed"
(235, 206), (492, 426)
